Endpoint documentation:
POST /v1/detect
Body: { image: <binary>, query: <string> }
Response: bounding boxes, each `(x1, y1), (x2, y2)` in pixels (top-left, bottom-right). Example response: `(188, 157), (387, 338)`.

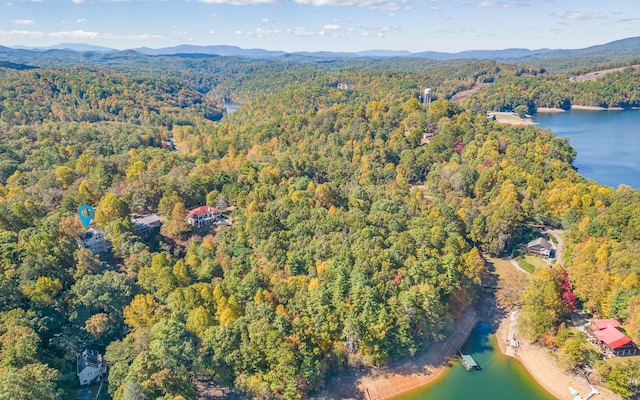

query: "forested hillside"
(0, 58), (638, 399)
(464, 65), (640, 113)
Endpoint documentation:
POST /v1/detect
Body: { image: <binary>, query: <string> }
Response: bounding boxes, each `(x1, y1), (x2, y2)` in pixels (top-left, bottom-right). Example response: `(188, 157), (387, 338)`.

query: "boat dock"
(459, 351), (480, 371)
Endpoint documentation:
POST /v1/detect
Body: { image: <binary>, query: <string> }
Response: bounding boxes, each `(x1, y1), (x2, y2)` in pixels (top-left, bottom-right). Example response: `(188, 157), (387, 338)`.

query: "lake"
(393, 322), (556, 400)
(534, 109), (640, 189)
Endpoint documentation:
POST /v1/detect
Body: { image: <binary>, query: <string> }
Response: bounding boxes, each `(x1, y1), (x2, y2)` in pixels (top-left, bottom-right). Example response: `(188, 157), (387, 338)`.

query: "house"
(132, 214), (161, 239)
(526, 237), (553, 258)
(187, 205), (222, 227)
(77, 349), (105, 386)
(78, 228), (110, 254)
(588, 319), (638, 357)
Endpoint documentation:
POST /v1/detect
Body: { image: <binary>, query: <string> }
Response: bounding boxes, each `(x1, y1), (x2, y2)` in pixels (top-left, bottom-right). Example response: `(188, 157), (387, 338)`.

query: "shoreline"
(571, 105), (625, 111)
(535, 105), (628, 113)
(536, 107), (566, 113)
(495, 311), (621, 400)
(309, 305), (482, 400)
(314, 287), (623, 400)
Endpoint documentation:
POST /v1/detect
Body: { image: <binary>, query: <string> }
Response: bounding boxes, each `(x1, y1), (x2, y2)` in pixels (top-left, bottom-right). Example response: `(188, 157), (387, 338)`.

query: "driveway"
(544, 229), (565, 266)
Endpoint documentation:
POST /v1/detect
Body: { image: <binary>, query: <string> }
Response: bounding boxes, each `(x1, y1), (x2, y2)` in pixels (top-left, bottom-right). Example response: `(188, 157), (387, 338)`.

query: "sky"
(1, 0), (640, 53)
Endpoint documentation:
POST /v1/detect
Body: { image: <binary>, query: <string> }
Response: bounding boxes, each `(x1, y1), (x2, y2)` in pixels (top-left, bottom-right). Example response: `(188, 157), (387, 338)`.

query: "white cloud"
(0, 28), (161, 41)
(254, 27), (281, 37)
(75, 18), (87, 23)
(11, 19), (35, 25)
(172, 30), (188, 36)
(295, 0), (388, 6)
(553, 10), (594, 20)
(323, 24), (340, 30)
(71, 0), (89, 4)
(235, 30), (244, 34)
(0, 29), (44, 38)
(477, 0), (495, 7)
(208, 29), (216, 35)
(50, 30), (100, 39)
(196, 0), (280, 4)
(293, 27), (313, 36)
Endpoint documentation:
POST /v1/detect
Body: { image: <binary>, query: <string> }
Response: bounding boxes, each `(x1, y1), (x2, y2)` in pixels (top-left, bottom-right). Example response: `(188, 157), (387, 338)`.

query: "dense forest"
(0, 54), (639, 399)
(464, 64), (640, 113)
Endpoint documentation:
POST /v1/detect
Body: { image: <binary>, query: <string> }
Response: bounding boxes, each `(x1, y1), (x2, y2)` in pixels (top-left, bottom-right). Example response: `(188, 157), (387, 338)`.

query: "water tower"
(424, 88), (432, 111)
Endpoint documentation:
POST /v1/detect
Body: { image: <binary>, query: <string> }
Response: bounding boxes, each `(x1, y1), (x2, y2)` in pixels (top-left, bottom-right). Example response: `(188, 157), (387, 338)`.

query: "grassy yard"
(606, 355), (640, 366)
(486, 256), (517, 276)
(523, 255), (550, 270)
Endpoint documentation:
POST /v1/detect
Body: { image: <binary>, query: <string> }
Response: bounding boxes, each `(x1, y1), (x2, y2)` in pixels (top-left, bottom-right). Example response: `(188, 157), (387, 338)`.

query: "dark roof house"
(77, 349), (105, 386)
(526, 237), (553, 257)
(132, 214), (161, 239)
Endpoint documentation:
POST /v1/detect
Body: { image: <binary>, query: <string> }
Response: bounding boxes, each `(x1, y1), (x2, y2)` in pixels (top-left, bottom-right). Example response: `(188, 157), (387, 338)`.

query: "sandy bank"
(309, 306), (481, 400)
(495, 312), (621, 400)
(489, 112), (537, 126)
(536, 107), (566, 113)
(571, 105), (625, 111)
(359, 307), (479, 400)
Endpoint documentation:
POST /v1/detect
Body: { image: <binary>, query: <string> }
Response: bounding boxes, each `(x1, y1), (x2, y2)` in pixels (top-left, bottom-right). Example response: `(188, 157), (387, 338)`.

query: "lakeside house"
(526, 237), (553, 258)
(187, 205), (222, 227)
(132, 214), (161, 239)
(77, 349), (106, 386)
(78, 228), (110, 254)
(588, 319), (638, 357)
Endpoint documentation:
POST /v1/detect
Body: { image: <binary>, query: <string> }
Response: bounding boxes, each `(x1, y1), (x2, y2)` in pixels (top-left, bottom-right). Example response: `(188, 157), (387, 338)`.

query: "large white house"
(78, 228), (110, 254)
(77, 349), (105, 386)
(187, 205), (222, 227)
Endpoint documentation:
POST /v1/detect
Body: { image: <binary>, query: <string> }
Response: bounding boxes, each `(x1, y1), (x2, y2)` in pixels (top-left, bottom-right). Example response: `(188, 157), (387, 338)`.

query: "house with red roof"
(187, 205), (222, 227)
(588, 319), (638, 357)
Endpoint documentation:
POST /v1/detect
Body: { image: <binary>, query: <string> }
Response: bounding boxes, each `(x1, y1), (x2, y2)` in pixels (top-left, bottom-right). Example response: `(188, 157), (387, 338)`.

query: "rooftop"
(594, 326), (631, 350)
(527, 237), (552, 251)
(132, 214), (161, 229)
(188, 205), (220, 217)
(593, 319), (622, 330)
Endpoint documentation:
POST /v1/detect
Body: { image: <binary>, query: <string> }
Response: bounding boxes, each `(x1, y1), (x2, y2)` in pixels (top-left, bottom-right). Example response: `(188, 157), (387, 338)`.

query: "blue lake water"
(534, 109), (640, 189)
(393, 322), (556, 400)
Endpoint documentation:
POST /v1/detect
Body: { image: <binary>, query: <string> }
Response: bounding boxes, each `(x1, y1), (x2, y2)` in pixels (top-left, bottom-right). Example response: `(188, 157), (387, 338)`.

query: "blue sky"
(1, 0), (640, 52)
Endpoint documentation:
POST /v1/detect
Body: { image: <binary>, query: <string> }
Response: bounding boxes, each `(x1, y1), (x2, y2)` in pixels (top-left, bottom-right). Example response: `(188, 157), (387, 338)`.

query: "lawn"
(523, 255), (550, 270)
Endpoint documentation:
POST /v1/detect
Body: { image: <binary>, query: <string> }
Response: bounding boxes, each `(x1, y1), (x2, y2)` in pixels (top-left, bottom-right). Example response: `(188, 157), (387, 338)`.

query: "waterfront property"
(526, 237), (553, 258)
(588, 319), (638, 357)
(395, 322), (555, 400)
(460, 353), (480, 371)
(460, 352), (481, 371)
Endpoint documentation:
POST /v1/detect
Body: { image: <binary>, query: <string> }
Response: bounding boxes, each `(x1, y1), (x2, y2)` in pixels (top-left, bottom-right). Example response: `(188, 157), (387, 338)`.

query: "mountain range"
(2, 36), (640, 64)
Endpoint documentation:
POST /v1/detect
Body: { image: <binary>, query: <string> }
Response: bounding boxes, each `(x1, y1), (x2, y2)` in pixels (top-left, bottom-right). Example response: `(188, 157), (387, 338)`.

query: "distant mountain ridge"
(3, 36), (640, 63)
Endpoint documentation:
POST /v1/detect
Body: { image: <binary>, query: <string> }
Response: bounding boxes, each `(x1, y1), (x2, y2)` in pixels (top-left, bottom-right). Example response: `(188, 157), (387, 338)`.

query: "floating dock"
(459, 351), (481, 371)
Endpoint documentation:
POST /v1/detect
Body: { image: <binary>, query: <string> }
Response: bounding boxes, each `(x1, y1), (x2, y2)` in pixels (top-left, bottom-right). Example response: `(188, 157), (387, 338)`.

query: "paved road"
(509, 257), (530, 275)
(545, 229), (565, 267)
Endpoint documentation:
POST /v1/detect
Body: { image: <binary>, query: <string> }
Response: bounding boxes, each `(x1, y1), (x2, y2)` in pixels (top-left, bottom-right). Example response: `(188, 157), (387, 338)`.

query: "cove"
(392, 322), (556, 400)
(534, 109), (640, 189)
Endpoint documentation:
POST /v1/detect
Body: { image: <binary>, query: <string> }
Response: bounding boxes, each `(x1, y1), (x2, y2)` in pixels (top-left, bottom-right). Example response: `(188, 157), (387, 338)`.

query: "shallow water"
(393, 322), (556, 400)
